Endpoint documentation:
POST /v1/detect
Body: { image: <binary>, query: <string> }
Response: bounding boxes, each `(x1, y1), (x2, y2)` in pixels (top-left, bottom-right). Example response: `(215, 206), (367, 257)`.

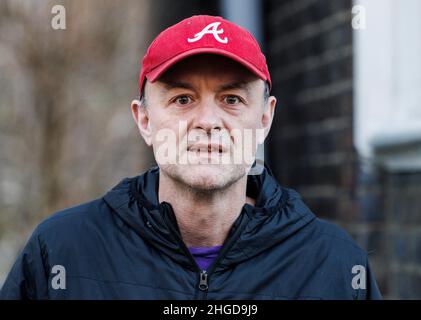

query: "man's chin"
(185, 164), (235, 190)
(162, 164), (246, 191)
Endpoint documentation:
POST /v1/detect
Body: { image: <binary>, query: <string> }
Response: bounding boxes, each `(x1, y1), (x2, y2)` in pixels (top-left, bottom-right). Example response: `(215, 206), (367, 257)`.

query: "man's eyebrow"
(217, 81), (252, 93)
(160, 81), (195, 91)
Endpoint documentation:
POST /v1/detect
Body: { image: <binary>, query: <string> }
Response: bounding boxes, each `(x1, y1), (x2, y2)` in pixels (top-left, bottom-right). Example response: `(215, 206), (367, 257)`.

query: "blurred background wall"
(1, 0), (420, 299)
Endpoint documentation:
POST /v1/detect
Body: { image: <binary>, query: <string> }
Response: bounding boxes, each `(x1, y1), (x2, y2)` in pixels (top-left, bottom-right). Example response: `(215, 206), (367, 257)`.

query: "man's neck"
(158, 172), (254, 247)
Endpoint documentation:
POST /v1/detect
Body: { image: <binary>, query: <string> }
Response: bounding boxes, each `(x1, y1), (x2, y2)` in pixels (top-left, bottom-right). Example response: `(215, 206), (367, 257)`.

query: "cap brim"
(146, 47), (268, 83)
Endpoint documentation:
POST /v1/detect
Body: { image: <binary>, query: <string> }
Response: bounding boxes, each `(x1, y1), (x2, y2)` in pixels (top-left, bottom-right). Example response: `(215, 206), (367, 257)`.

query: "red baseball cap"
(138, 15), (271, 96)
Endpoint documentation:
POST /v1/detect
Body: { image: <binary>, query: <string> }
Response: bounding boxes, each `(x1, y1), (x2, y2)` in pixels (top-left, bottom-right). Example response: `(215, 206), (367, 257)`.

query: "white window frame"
(354, 0), (421, 171)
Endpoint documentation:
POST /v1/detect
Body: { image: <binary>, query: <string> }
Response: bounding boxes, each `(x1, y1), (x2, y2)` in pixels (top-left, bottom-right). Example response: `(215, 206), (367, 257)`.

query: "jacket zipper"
(199, 270), (208, 291)
(161, 201), (251, 300)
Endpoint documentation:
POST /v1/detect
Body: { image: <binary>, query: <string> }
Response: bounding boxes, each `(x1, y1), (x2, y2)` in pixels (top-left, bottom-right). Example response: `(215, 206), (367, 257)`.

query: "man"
(1, 15), (381, 299)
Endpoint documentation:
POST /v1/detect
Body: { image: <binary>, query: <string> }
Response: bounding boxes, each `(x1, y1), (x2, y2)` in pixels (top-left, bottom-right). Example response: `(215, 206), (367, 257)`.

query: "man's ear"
(131, 99), (152, 146)
(259, 96), (277, 144)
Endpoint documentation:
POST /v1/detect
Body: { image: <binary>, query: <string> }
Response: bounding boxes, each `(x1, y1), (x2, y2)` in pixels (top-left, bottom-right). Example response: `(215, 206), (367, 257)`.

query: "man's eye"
(224, 95), (241, 105)
(175, 95), (192, 105)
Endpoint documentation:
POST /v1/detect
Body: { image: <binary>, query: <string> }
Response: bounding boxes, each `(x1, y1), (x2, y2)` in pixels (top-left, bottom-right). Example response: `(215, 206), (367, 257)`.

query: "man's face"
(132, 54), (276, 191)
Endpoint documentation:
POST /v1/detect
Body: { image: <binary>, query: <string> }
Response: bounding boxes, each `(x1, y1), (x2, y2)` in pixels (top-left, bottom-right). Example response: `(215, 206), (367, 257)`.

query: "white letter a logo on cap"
(187, 22), (228, 44)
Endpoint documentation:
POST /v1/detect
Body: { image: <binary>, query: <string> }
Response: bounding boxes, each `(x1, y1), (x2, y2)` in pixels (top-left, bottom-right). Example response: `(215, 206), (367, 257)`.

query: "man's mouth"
(187, 144), (225, 154)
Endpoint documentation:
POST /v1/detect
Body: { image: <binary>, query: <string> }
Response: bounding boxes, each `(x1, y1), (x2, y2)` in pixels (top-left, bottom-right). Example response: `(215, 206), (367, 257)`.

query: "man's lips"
(187, 143), (227, 153)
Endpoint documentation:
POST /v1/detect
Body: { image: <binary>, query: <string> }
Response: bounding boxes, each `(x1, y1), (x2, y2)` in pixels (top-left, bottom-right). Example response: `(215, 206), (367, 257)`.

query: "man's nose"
(192, 100), (223, 132)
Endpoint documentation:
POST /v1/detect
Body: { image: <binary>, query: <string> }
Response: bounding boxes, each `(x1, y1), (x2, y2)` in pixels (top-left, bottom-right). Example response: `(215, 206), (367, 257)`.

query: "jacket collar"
(103, 166), (316, 271)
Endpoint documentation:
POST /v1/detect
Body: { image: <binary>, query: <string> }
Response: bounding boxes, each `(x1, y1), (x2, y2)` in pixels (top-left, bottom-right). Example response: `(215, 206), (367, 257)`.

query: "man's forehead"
(156, 55), (260, 86)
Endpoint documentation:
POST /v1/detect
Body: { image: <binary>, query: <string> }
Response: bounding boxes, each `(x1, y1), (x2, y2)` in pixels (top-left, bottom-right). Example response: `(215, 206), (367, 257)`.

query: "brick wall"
(354, 166), (421, 299)
(383, 171), (421, 298)
(264, 0), (355, 222)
